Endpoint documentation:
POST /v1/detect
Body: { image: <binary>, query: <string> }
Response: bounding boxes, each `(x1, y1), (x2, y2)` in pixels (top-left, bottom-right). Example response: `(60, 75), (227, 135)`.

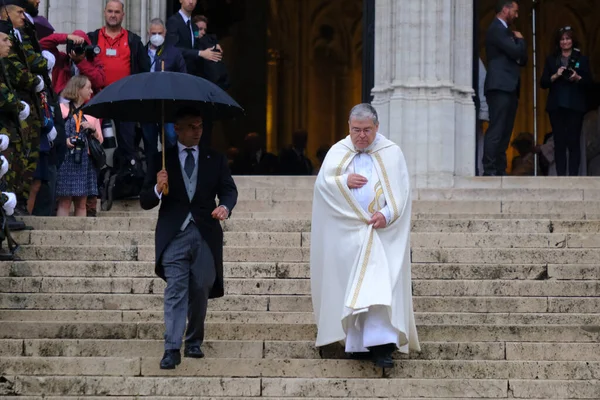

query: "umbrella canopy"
(83, 72), (243, 123)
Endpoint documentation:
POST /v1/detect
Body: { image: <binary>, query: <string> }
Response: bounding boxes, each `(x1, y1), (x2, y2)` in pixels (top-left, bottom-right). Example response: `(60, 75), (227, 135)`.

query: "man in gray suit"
(140, 108), (238, 370)
(482, 0), (528, 176)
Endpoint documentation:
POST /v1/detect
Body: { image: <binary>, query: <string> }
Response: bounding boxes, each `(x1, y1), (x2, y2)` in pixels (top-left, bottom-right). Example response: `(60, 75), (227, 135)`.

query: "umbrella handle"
(163, 183), (169, 196)
(161, 99), (168, 196)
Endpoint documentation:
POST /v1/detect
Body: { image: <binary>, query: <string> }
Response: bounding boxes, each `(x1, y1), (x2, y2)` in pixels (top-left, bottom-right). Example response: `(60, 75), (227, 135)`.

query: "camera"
(66, 39), (101, 59)
(69, 134), (86, 164)
(561, 49), (580, 80)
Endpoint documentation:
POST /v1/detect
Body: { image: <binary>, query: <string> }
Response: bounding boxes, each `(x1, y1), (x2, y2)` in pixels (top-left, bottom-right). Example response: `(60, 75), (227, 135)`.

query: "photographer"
(55, 76), (102, 217)
(40, 30), (105, 95)
(541, 26), (592, 176)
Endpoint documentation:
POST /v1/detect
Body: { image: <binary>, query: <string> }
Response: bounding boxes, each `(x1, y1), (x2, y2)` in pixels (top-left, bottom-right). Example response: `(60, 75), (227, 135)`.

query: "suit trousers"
(549, 108), (584, 176)
(162, 223), (216, 351)
(483, 90), (519, 175)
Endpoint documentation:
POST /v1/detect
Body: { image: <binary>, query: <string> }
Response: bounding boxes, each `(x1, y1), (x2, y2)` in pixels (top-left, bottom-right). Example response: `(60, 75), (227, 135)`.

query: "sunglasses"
(559, 26), (572, 33)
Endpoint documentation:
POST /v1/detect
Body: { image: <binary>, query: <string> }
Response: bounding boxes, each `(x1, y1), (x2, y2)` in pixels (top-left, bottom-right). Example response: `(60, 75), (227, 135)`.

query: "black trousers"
(482, 90), (519, 176)
(549, 108), (584, 176)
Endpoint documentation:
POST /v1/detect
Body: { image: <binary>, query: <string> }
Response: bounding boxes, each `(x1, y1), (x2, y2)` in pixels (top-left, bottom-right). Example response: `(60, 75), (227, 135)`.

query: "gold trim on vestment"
(350, 228), (374, 308)
(335, 150), (369, 223)
(368, 181), (384, 214)
(372, 152), (399, 223)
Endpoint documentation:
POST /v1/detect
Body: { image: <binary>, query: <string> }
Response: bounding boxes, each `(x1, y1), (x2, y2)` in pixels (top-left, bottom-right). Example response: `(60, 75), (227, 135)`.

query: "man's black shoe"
(0, 250), (14, 261)
(7, 216), (26, 231)
(347, 352), (371, 360)
(159, 350), (181, 369)
(368, 343), (395, 369)
(184, 345), (204, 359)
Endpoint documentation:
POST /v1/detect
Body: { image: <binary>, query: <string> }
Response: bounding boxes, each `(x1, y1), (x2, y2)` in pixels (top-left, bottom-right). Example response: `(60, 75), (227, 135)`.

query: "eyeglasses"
(350, 128), (374, 135)
(559, 26), (572, 33)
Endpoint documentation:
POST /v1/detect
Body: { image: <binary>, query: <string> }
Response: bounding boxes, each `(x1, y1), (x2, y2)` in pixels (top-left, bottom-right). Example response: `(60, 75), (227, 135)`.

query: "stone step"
(411, 219), (600, 233)
(413, 248), (600, 264)
(413, 212), (595, 220)
(5, 375), (595, 398)
(0, 339), (514, 360)
(1, 357), (599, 381)
(1, 321), (598, 342)
(1, 310), (598, 326)
(12, 245), (311, 262)
(15, 244), (600, 264)
(4, 261), (597, 281)
(2, 293), (596, 313)
(12, 229), (600, 249)
(2, 277), (598, 297)
(13, 231), (306, 248)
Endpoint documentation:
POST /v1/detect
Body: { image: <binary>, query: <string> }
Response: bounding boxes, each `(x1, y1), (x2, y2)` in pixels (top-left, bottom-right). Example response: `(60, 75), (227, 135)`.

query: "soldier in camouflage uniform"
(1, 1), (45, 213)
(0, 19), (26, 256)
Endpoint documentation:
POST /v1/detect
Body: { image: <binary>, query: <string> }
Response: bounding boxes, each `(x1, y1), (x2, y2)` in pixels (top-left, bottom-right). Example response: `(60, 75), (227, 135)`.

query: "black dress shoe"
(368, 343), (396, 369)
(347, 352), (371, 360)
(184, 345), (204, 358)
(159, 350), (181, 369)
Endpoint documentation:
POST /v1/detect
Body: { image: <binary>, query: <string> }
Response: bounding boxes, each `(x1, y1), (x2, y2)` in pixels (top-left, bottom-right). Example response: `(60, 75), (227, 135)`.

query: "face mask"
(150, 34), (164, 47)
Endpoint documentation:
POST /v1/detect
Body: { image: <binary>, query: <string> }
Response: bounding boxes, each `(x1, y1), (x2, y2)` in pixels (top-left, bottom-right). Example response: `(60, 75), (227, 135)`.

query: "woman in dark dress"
(540, 26), (593, 176)
(56, 76), (103, 216)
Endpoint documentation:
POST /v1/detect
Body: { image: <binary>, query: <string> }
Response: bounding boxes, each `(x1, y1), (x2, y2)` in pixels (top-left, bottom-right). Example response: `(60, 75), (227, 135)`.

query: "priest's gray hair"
(348, 103), (379, 125)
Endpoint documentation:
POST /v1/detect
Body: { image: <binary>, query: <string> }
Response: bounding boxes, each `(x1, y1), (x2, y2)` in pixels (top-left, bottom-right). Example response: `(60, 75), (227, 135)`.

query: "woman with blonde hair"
(56, 76), (103, 216)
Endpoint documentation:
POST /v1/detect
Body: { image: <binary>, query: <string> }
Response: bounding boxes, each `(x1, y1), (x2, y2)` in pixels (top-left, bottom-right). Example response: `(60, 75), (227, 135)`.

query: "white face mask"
(150, 34), (165, 47)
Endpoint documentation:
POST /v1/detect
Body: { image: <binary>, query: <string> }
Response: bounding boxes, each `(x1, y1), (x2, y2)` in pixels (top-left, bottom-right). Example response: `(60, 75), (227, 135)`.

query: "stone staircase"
(0, 176), (599, 399)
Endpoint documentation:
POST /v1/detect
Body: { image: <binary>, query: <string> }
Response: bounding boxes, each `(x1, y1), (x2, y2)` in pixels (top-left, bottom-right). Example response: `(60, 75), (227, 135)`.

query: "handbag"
(87, 134), (106, 170)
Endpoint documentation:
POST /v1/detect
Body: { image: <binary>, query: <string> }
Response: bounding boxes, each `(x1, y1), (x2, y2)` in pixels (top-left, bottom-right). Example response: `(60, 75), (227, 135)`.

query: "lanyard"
(73, 110), (83, 133)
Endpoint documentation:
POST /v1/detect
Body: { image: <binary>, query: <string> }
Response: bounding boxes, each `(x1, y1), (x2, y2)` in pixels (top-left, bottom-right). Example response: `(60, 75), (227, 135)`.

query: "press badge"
(106, 48), (117, 57)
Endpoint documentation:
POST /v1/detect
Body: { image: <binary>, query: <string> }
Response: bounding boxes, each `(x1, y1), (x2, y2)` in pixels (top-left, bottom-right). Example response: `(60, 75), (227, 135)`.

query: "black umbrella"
(83, 70), (243, 123)
(83, 69), (243, 195)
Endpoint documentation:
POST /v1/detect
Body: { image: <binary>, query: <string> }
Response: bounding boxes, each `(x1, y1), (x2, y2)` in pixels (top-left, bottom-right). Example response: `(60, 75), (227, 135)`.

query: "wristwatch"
(219, 205), (230, 218)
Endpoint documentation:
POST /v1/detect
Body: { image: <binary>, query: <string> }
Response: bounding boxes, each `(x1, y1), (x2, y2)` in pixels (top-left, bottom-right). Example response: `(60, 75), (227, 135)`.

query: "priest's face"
(349, 118), (378, 150)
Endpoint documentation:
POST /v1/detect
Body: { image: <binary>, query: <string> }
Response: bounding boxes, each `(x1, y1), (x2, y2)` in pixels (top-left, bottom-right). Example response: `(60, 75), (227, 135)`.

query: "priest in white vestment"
(310, 103), (420, 368)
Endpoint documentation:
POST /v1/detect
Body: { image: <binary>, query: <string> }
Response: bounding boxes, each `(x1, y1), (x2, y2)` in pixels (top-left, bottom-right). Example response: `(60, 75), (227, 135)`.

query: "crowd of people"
(479, 0), (593, 177)
(0, 0), (234, 259)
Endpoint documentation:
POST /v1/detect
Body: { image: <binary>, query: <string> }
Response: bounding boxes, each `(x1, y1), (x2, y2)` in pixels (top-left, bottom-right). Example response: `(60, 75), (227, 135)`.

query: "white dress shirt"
(497, 17), (508, 29)
(179, 9), (195, 47)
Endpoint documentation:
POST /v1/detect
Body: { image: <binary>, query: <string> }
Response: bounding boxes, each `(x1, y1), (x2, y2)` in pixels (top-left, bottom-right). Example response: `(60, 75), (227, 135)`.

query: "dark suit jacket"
(166, 12), (202, 76)
(540, 53), (592, 113)
(146, 43), (187, 73)
(484, 18), (528, 95)
(139, 147), (238, 299)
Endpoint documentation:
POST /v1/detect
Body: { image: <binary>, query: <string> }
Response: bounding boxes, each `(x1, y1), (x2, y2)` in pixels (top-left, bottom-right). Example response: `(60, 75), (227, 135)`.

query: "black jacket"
(139, 147), (238, 299)
(88, 29), (150, 75)
(484, 18), (528, 95)
(145, 42), (187, 73)
(540, 52), (592, 113)
(166, 12), (202, 76)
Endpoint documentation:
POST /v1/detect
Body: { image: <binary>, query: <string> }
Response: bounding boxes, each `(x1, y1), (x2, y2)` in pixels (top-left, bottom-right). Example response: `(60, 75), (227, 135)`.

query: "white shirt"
(154, 142), (199, 199)
(497, 17), (508, 29)
(179, 9), (195, 47)
(25, 13), (34, 24)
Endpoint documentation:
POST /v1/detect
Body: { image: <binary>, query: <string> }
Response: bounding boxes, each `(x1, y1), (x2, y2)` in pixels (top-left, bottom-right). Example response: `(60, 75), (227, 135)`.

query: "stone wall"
(38, 0), (167, 41)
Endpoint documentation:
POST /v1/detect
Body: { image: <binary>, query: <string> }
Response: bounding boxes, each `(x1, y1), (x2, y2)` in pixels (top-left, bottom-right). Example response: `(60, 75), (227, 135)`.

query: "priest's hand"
(347, 174), (368, 189)
(369, 212), (387, 229)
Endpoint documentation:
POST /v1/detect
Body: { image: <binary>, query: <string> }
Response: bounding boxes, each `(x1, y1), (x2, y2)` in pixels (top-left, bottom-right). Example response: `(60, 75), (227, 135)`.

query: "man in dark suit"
(140, 108), (238, 370)
(166, 0), (221, 147)
(482, 0), (527, 176)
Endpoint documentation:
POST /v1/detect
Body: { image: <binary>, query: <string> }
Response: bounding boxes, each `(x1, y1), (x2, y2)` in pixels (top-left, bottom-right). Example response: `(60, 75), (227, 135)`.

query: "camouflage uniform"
(3, 30), (43, 202)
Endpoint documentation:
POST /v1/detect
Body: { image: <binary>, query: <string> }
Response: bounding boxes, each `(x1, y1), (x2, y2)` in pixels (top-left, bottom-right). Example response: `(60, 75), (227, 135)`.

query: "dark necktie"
(187, 19), (194, 47)
(184, 148), (195, 178)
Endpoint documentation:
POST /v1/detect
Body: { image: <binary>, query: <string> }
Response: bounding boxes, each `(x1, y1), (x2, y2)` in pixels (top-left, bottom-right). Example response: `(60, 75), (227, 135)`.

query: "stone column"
(39, 0), (167, 39)
(372, 0), (475, 188)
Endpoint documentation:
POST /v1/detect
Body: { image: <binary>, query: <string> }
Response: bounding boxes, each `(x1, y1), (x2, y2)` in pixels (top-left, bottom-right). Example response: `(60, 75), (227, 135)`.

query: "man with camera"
(40, 30), (105, 95)
(88, 0), (150, 169)
(482, 0), (528, 176)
